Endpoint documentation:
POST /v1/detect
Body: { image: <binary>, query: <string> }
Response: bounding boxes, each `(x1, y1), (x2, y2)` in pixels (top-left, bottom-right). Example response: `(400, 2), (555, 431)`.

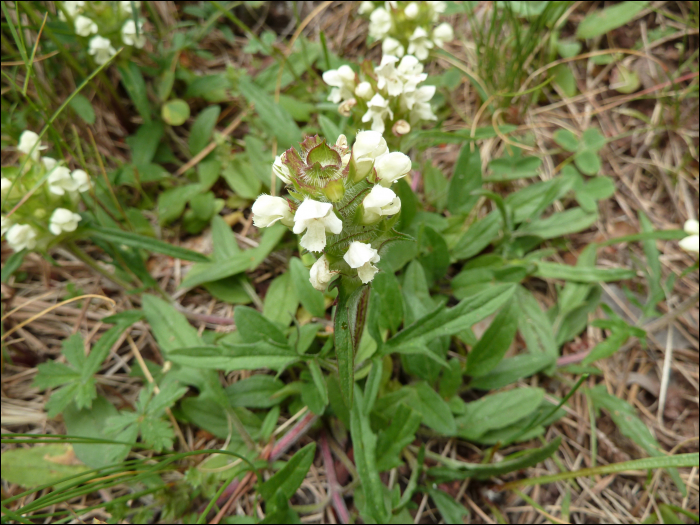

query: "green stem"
(66, 241), (134, 291)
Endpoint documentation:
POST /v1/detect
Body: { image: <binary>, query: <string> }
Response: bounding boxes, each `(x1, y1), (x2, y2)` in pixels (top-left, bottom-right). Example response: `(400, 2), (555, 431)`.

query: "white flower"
(1, 177), (11, 197)
(358, 1), (375, 14)
(272, 155), (292, 184)
(680, 219), (699, 254)
(382, 37), (405, 58)
(309, 255), (337, 291)
(344, 242), (380, 284)
(1, 215), (11, 236)
(323, 65), (356, 104)
(397, 54), (425, 79)
(293, 199), (343, 253)
(47, 166), (78, 195)
(403, 85), (437, 123)
(49, 208), (82, 235)
(5, 224), (37, 251)
(120, 0), (142, 14)
(252, 195), (294, 228)
(369, 7), (392, 39)
(338, 98), (357, 117)
(355, 81), (374, 100)
(362, 94), (393, 133)
(432, 22), (454, 47)
(18, 130), (47, 161)
(375, 55), (403, 96)
(88, 36), (116, 65)
(352, 130), (388, 178)
(407, 27), (434, 61)
(74, 15), (97, 36)
(374, 152), (411, 186)
(71, 169), (90, 193)
(362, 185), (401, 223)
(59, 0), (84, 21)
(429, 1), (447, 20)
(121, 19), (146, 48)
(42, 157), (58, 171)
(404, 2), (419, 18)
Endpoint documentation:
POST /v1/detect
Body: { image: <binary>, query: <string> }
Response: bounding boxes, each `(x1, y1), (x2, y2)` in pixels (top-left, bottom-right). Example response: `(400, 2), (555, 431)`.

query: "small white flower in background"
(374, 151), (412, 186)
(407, 27), (434, 60)
(362, 94), (393, 133)
(338, 98), (357, 117)
(432, 22), (454, 48)
(1, 177), (11, 197)
(322, 65), (356, 104)
(47, 166), (77, 195)
(120, 0), (142, 14)
(49, 208), (82, 235)
(88, 36), (116, 65)
(59, 0), (85, 21)
(71, 169), (91, 193)
(375, 55), (403, 96)
(358, 1), (375, 15)
(293, 199), (343, 253)
(272, 155), (291, 184)
(74, 15), (97, 37)
(382, 37), (405, 58)
(252, 195), (294, 228)
(355, 81), (374, 100)
(403, 85), (437, 122)
(362, 185), (401, 223)
(404, 2), (420, 18)
(679, 219), (699, 255)
(5, 224), (37, 251)
(18, 130), (47, 161)
(42, 157), (58, 172)
(429, 0), (447, 20)
(353, 130), (388, 177)
(369, 7), (392, 39)
(1, 215), (11, 236)
(344, 241), (380, 284)
(309, 254), (337, 291)
(121, 19), (146, 48)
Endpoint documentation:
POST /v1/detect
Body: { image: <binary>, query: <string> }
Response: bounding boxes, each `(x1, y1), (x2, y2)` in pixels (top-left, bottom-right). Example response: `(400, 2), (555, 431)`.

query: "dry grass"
(1, 1), (698, 523)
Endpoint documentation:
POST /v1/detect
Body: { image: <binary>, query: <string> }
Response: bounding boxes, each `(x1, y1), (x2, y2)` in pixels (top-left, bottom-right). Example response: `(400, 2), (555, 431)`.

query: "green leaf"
(260, 443), (317, 503)
(69, 94), (96, 124)
(466, 300), (519, 377)
(516, 208), (598, 239)
(1, 249), (26, 283)
(125, 122), (164, 167)
(574, 149), (601, 175)
(157, 184), (202, 225)
(411, 382), (457, 435)
(456, 387), (544, 441)
(372, 272), (403, 333)
(516, 286), (558, 363)
(351, 387), (390, 523)
(451, 211), (502, 260)
(88, 226), (209, 262)
(161, 98), (190, 126)
(235, 306), (287, 345)
(469, 353), (554, 390)
(141, 295), (201, 354)
(447, 145), (482, 215)
(118, 62), (151, 123)
(556, 39), (581, 58)
(168, 343), (300, 372)
(0, 444), (89, 489)
(226, 375), (285, 408)
(581, 329), (633, 365)
(553, 129), (579, 152)
(239, 77), (302, 150)
(263, 271), (300, 326)
(318, 114), (342, 144)
(376, 404), (422, 471)
(577, 1), (650, 39)
(426, 488), (469, 524)
(189, 105), (220, 156)
(185, 73), (231, 101)
(289, 258), (326, 318)
(222, 157), (263, 200)
(552, 64), (578, 98)
(535, 261), (636, 282)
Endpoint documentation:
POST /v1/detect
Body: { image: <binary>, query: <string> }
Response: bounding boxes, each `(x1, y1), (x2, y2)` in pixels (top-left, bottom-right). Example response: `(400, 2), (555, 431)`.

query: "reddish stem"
(320, 431), (351, 524)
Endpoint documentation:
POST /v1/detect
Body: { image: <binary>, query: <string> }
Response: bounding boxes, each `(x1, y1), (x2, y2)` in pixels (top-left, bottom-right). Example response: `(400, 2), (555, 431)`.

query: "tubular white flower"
(120, 0), (142, 14)
(71, 169), (90, 193)
(88, 36), (116, 65)
(59, 0), (84, 20)
(432, 22), (454, 47)
(362, 94), (393, 133)
(407, 27), (434, 61)
(47, 167), (78, 195)
(369, 7), (392, 39)
(344, 241), (380, 284)
(272, 155), (292, 184)
(293, 199), (343, 253)
(122, 20), (146, 48)
(42, 157), (58, 172)
(382, 37), (405, 58)
(404, 2), (419, 18)
(75, 15), (97, 37)
(1, 215), (11, 236)
(352, 130), (388, 178)
(355, 81), (374, 100)
(18, 131), (47, 161)
(374, 152), (411, 186)
(322, 65), (356, 104)
(429, 0), (447, 20)
(358, 1), (375, 14)
(362, 185), (401, 223)
(309, 254), (337, 291)
(49, 208), (82, 235)
(680, 219), (699, 254)
(6, 224), (37, 251)
(1, 177), (11, 197)
(402, 84), (435, 110)
(375, 55), (403, 96)
(252, 195), (294, 228)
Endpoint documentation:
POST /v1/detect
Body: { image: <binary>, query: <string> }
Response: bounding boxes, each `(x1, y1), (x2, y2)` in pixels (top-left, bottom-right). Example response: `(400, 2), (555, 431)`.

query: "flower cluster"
(1, 131), (90, 253)
(680, 219), (699, 255)
(323, 54), (436, 134)
(358, 1), (454, 61)
(58, 1), (146, 65)
(252, 131), (411, 290)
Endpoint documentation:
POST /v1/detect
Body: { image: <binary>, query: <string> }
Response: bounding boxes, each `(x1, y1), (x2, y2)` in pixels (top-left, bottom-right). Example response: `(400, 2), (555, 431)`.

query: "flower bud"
(680, 219), (699, 254)
(352, 130), (388, 181)
(404, 2), (419, 18)
(361, 185), (401, 223)
(252, 195), (294, 228)
(381, 37), (405, 59)
(355, 81), (374, 100)
(309, 254), (337, 291)
(392, 120), (411, 136)
(374, 152), (411, 186)
(338, 98), (357, 117)
(273, 154), (292, 184)
(343, 241), (380, 283)
(336, 134), (348, 150)
(49, 208), (82, 235)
